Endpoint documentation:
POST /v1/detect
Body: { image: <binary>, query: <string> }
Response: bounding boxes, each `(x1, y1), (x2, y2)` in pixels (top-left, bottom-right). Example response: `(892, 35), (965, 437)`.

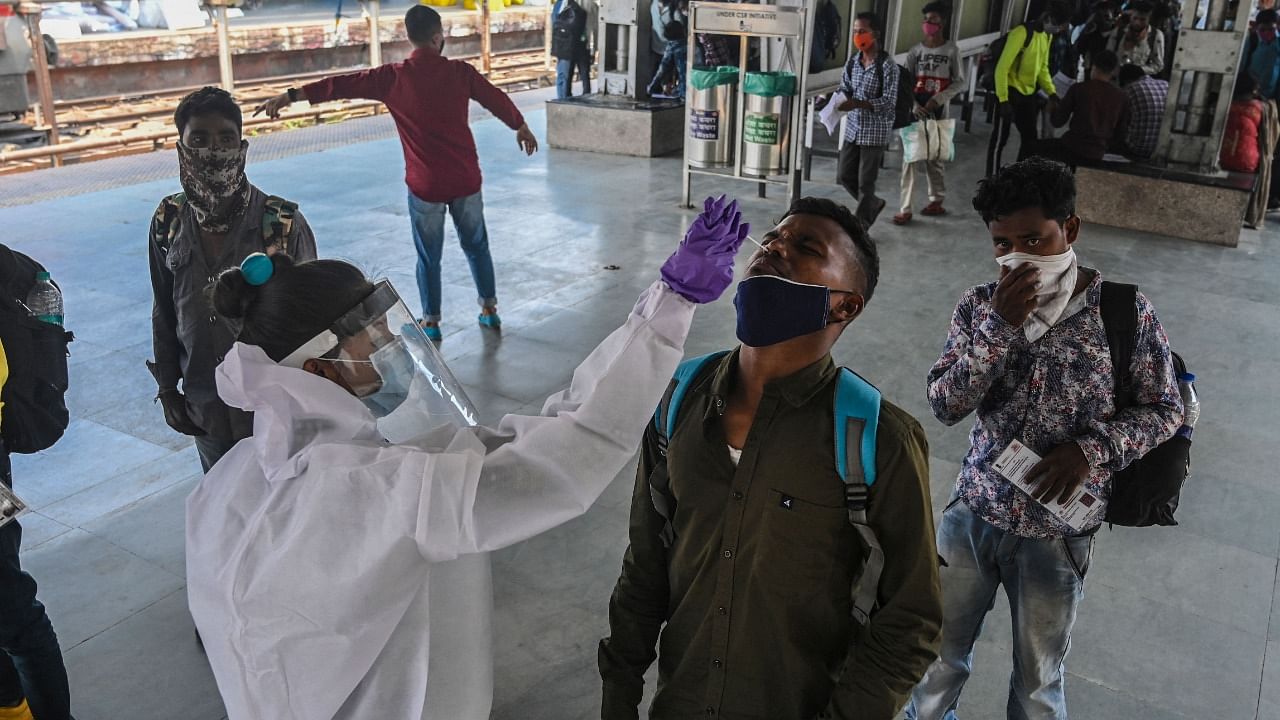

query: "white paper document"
(993, 440), (1101, 532)
(819, 92), (848, 136)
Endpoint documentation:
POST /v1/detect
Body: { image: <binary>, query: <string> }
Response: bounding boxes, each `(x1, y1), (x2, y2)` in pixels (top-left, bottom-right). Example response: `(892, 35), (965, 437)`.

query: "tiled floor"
(0, 91), (1276, 719)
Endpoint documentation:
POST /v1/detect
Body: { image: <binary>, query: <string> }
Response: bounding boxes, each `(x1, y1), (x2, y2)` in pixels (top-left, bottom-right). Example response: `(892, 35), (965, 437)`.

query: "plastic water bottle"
(26, 271), (63, 326)
(1175, 372), (1199, 440)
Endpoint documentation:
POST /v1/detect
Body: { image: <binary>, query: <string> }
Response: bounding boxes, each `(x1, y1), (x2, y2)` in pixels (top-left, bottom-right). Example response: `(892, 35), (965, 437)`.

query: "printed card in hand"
(994, 440), (1101, 532)
(0, 483), (28, 530)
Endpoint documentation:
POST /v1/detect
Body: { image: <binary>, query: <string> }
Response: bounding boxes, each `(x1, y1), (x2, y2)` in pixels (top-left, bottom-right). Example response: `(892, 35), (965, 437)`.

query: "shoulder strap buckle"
(262, 196), (299, 253)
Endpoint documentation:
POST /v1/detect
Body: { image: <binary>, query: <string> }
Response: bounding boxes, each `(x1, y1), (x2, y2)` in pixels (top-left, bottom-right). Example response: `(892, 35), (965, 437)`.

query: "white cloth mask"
(996, 249), (1078, 342)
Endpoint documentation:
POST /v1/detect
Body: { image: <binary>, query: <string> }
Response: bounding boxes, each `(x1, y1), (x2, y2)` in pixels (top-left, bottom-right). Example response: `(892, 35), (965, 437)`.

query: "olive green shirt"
(600, 351), (942, 720)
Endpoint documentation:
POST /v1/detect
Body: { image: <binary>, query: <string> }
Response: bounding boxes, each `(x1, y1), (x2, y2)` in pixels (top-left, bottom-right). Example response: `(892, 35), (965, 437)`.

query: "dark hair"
(1092, 49), (1121, 74)
(854, 11), (882, 34)
(922, 1), (951, 19)
(1117, 63), (1146, 86)
(972, 157), (1076, 225)
(212, 255), (376, 362)
(780, 197), (880, 302)
(1258, 8), (1278, 24)
(405, 5), (443, 44)
(1045, 0), (1073, 24)
(174, 87), (242, 136)
(1235, 74), (1259, 100)
(1128, 1), (1154, 15)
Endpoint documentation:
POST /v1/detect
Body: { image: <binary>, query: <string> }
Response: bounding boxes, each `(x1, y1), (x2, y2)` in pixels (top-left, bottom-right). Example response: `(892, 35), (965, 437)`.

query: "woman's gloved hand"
(661, 195), (750, 304)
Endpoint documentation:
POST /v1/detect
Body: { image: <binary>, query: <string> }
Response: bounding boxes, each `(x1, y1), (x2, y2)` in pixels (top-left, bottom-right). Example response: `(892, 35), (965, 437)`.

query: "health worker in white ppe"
(184, 195), (750, 720)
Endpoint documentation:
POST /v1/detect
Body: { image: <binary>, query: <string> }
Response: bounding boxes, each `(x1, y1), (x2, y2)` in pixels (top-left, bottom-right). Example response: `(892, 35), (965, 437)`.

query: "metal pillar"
(363, 0), (382, 67)
(1153, 0), (1252, 172)
(213, 4), (234, 90)
(545, 0), (555, 71)
(480, 0), (492, 73)
(18, 2), (57, 162)
(598, 0), (653, 97)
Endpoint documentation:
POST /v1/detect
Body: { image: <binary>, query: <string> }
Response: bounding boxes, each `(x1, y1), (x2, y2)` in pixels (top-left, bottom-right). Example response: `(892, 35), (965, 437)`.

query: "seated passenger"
(599, 197), (943, 720)
(1221, 75), (1265, 174)
(186, 197), (747, 719)
(1116, 62), (1168, 159)
(1042, 50), (1128, 167)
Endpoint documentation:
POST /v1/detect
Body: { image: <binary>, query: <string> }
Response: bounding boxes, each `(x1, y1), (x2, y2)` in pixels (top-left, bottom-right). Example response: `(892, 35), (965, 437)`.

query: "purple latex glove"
(661, 195), (750, 303)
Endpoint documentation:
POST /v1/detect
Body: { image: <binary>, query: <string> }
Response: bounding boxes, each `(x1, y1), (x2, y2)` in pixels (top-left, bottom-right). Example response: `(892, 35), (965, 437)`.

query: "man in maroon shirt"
(256, 5), (539, 341)
(1039, 49), (1128, 169)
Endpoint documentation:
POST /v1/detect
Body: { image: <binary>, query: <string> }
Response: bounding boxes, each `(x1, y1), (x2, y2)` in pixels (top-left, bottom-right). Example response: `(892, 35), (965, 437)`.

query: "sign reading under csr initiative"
(692, 3), (803, 36)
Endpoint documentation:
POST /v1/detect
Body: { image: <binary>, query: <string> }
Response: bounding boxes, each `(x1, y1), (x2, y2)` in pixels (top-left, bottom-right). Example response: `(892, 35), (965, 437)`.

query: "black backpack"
(663, 19), (686, 42)
(810, 0), (842, 73)
(979, 23), (1032, 92)
(1099, 282), (1191, 527)
(873, 52), (916, 129)
(0, 245), (73, 455)
(551, 0), (586, 60)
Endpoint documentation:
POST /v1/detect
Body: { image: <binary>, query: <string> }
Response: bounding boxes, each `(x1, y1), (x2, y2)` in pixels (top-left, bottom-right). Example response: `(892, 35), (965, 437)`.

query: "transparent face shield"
(280, 281), (480, 434)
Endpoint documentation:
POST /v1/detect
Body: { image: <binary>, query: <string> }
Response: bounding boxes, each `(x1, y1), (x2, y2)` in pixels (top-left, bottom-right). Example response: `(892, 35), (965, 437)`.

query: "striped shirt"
(839, 53), (899, 146)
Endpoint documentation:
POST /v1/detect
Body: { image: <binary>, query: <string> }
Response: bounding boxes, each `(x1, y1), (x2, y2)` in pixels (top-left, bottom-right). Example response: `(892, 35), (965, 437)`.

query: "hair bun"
(212, 267), (256, 320)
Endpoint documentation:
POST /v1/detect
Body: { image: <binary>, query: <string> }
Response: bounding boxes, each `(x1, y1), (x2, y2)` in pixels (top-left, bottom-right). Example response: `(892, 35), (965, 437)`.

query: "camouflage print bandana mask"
(177, 140), (251, 234)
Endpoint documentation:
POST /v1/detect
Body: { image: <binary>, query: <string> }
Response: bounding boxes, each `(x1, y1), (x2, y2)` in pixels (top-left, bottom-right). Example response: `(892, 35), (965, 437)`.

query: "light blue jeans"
(556, 54), (592, 98)
(407, 191), (498, 322)
(906, 499), (1094, 720)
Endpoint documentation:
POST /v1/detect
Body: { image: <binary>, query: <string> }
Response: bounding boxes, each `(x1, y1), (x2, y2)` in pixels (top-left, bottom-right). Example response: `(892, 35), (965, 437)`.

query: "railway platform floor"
(0, 87), (1277, 719)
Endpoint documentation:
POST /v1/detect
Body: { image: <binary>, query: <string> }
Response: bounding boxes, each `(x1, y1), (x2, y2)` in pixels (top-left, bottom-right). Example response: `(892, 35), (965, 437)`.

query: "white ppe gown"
(186, 281), (694, 720)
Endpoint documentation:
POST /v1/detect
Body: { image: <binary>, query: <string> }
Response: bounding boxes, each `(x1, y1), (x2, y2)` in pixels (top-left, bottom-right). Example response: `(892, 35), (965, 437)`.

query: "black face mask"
(732, 275), (856, 348)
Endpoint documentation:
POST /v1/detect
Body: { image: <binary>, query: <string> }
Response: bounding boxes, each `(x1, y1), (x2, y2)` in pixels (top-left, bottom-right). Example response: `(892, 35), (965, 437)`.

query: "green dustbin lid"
(743, 71), (797, 97)
(689, 65), (740, 91)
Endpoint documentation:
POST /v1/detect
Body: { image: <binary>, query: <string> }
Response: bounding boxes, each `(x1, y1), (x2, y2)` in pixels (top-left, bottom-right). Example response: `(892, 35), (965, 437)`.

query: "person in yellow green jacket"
(986, 0), (1073, 177)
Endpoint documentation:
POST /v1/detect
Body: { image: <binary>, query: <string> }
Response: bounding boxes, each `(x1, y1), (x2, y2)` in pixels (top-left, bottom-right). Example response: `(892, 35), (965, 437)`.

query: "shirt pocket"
(165, 242), (191, 274)
(757, 488), (849, 599)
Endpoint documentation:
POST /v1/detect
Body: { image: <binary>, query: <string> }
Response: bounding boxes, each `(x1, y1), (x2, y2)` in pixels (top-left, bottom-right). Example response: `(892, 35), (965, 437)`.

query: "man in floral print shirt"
(906, 157), (1183, 720)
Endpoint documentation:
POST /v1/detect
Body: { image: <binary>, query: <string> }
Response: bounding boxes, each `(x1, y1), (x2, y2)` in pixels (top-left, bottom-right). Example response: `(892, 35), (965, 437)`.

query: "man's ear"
(1064, 215), (1082, 246)
(830, 292), (865, 326)
(303, 358), (341, 382)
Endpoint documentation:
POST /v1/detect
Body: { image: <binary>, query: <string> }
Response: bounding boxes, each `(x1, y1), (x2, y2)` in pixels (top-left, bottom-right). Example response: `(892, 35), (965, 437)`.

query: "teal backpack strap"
(649, 350), (730, 548)
(834, 367), (883, 625)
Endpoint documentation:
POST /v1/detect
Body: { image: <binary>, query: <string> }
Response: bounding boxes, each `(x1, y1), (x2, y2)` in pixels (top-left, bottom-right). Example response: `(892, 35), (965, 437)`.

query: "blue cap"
(241, 253), (274, 287)
(1179, 372), (1196, 383)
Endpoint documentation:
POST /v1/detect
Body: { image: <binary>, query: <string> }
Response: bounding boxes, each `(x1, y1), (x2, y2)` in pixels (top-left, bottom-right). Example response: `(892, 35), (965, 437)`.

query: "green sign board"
(744, 112), (780, 145)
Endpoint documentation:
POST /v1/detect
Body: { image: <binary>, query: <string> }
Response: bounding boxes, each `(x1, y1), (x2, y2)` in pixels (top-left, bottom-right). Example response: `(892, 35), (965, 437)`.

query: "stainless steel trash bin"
(741, 72), (797, 177)
(687, 66), (738, 168)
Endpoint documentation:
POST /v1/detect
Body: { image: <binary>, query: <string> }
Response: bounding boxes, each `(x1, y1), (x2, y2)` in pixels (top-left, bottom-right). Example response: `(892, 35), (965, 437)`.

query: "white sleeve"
(420, 280), (695, 559)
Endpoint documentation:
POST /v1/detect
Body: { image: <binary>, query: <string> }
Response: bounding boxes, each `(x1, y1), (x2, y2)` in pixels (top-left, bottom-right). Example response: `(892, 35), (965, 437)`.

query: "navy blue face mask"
(733, 275), (856, 347)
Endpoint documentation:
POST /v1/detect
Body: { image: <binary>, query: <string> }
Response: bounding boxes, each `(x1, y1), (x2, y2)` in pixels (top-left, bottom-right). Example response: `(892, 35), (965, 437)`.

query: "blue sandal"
(419, 323), (443, 342)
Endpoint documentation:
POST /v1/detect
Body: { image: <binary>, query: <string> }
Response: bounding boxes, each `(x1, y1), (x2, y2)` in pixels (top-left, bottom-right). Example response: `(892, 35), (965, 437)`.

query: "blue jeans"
(0, 454), (72, 719)
(906, 500), (1093, 720)
(648, 41), (687, 99)
(407, 191), (498, 322)
(556, 53), (592, 99)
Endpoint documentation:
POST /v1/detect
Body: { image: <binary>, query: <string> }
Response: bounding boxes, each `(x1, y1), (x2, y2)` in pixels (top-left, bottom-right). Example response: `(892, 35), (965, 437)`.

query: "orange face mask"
(853, 31), (876, 52)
